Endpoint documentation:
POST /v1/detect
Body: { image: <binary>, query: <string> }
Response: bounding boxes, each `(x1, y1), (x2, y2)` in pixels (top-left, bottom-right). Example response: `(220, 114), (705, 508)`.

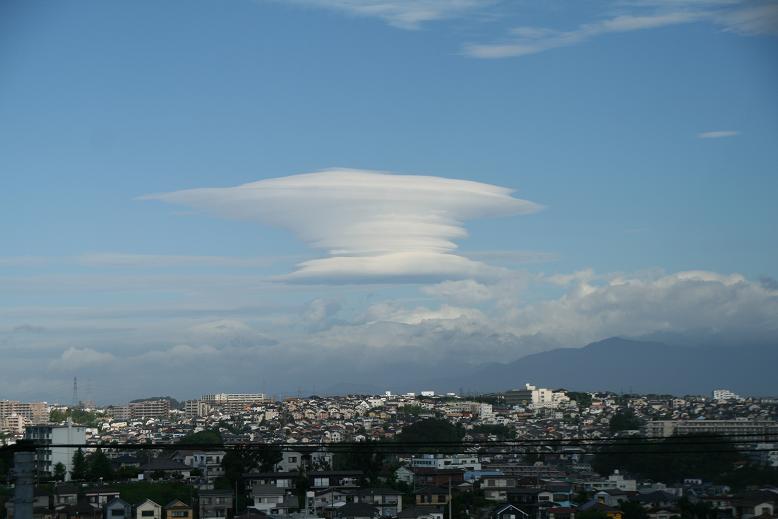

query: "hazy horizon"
(2, 0), (777, 402)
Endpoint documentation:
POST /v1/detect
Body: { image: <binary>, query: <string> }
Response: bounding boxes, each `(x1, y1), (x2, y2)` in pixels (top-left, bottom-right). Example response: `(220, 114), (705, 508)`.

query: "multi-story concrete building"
(130, 399), (170, 420)
(198, 489), (233, 519)
(646, 420), (778, 441)
(201, 393), (269, 413)
(1, 413), (30, 435)
(107, 404), (131, 421)
(504, 384), (569, 409)
(0, 400), (49, 425)
(411, 454), (481, 471)
(712, 389), (742, 401)
(184, 400), (210, 418)
(24, 423), (86, 480)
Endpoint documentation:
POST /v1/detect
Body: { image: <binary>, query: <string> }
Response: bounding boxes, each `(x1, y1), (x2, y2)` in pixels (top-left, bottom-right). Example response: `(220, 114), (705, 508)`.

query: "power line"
(4, 438), (776, 455)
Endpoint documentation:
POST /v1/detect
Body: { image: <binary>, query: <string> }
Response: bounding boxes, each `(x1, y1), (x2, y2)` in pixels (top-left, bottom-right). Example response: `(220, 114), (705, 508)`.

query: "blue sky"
(1, 0), (777, 402)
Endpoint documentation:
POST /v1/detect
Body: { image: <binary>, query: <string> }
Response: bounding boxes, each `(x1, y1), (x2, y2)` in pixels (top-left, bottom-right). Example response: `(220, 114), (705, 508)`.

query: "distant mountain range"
(436, 337), (778, 397)
(323, 337), (778, 397)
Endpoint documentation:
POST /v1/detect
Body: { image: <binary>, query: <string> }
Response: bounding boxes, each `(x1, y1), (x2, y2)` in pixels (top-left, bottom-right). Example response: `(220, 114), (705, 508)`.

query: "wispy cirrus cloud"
(142, 168), (541, 284)
(0, 253), (301, 271)
(697, 130), (740, 138)
(464, 11), (706, 58)
(270, 0), (495, 29)
(77, 253), (290, 269)
(463, 1), (778, 59)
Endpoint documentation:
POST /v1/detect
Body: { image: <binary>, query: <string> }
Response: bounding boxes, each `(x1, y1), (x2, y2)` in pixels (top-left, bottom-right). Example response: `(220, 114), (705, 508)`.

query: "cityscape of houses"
(2, 384), (777, 519)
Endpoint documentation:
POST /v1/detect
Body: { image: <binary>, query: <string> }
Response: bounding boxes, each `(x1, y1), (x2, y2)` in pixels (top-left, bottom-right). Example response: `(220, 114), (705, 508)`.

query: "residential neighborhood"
(2, 386), (777, 519)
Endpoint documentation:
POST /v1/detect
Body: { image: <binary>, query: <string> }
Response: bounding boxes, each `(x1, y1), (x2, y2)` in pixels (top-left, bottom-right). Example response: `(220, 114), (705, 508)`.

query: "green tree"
(49, 408), (101, 427)
(178, 430), (222, 445)
(470, 424), (514, 440)
(678, 497), (716, 519)
(114, 466), (140, 480)
(567, 392), (593, 409)
(609, 410), (643, 433)
(49, 409), (68, 423)
(71, 448), (88, 480)
(333, 440), (385, 485)
(87, 447), (114, 481)
(113, 481), (192, 506)
(577, 510), (609, 519)
(573, 491), (591, 505)
(1, 445), (14, 483)
(222, 445), (281, 487)
(395, 419), (464, 453)
(294, 471), (310, 509)
(621, 500), (649, 519)
(720, 464), (778, 490)
(592, 434), (739, 483)
(53, 462), (67, 482)
(450, 489), (488, 519)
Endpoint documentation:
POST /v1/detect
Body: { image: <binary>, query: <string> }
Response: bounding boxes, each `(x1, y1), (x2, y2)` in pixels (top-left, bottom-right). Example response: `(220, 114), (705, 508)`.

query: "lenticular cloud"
(142, 168), (541, 282)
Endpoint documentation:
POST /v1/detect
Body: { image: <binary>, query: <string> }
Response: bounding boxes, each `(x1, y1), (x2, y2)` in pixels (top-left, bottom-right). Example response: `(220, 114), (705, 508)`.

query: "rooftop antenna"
(72, 377), (79, 407)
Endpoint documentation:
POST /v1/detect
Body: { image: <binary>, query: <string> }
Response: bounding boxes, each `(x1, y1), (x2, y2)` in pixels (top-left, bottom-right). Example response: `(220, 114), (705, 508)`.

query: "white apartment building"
(713, 389), (742, 401)
(201, 393), (268, 404)
(201, 393), (269, 413)
(584, 470), (637, 492)
(445, 401), (494, 419)
(1, 413), (30, 435)
(504, 384), (570, 409)
(411, 454), (481, 471)
(24, 423), (86, 480)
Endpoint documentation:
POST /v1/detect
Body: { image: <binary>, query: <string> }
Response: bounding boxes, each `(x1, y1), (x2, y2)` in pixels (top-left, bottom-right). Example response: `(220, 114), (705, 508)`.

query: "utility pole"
(72, 377), (79, 407)
(448, 476), (452, 519)
(13, 441), (35, 519)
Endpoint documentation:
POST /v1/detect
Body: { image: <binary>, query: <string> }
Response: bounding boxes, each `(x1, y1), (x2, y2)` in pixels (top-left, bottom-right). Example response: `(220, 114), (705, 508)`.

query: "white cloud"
(464, 1), (778, 59)
(0, 256), (50, 267)
(6, 266), (778, 400)
(77, 253), (285, 268)
(697, 130), (740, 138)
(188, 319), (276, 347)
(422, 279), (494, 304)
(50, 347), (116, 371)
(273, 0), (495, 29)
(462, 250), (558, 265)
(464, 11), (705, 58)
(505, 269), (778, 345)
(712, 2), (778, 35)
(142, 168), (541, 284)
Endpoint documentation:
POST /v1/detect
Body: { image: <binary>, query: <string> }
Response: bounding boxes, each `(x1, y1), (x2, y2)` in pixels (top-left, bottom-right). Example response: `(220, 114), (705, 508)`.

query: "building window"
(141, 511), (155, 517)
(111, 510), (125, 517)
